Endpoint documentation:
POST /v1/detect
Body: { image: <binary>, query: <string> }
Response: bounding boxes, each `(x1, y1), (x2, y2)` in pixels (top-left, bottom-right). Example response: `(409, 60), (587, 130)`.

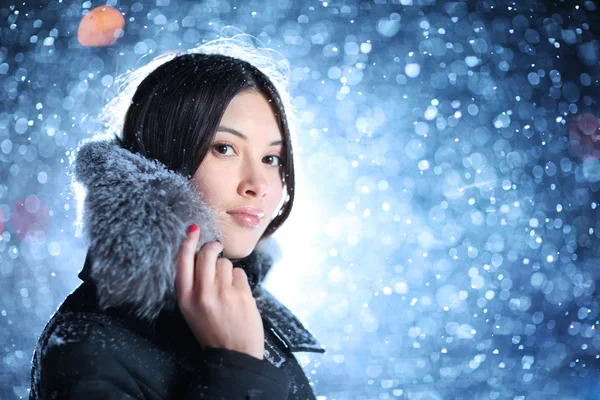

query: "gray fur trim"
(73, 138), (224, 321)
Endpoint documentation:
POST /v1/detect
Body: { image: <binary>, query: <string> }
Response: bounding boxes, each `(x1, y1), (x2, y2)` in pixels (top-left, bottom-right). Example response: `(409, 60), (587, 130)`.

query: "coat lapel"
(256, 288), (325, 354)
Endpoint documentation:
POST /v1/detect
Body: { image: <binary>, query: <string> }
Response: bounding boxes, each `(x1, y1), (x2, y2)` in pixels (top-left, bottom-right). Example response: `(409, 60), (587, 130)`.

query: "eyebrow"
(217, 126), (283, 146)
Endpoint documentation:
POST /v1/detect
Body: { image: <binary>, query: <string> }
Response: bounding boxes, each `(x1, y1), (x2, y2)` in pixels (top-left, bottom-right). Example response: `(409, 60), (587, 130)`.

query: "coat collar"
(73, 138), (324, 354)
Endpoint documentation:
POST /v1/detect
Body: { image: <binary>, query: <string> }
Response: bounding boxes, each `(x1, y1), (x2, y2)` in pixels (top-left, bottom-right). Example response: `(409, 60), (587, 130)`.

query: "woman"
(29, 39), (325, 399)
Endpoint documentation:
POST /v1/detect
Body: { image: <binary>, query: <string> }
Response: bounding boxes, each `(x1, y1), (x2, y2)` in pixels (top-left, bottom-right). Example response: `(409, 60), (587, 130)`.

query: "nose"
(238, 160), (268, 198)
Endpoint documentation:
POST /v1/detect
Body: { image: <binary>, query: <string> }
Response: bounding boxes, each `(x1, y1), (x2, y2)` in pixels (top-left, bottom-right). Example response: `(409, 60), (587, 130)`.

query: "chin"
(221, 225), (264, 261)
(222, 243), (254, 261)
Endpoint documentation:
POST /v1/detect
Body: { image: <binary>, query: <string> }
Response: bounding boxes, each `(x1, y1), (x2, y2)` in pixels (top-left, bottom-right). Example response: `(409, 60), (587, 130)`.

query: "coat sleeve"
(184, 347), (291, 399)
(34, 332), (290, 400)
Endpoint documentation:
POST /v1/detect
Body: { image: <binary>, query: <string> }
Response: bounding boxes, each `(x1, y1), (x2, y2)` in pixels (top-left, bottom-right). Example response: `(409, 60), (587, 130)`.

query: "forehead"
(219, 91), (283, 141)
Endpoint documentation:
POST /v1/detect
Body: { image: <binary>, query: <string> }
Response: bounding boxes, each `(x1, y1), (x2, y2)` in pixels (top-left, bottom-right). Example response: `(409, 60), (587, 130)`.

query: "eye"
(212, 143), (235, 156)
(264, 155), (284, 167)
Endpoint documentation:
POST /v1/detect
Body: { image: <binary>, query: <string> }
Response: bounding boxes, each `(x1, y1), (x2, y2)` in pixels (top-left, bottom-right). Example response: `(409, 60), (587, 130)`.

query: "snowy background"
(2, 0), (600, 398)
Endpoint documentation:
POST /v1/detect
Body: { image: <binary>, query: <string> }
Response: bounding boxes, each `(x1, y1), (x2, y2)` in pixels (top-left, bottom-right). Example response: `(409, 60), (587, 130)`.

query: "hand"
(175, 224), (264, 360)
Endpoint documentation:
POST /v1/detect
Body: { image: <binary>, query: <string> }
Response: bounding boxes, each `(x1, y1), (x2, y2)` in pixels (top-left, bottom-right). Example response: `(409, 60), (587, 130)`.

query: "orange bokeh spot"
(77, 5), (125, 47)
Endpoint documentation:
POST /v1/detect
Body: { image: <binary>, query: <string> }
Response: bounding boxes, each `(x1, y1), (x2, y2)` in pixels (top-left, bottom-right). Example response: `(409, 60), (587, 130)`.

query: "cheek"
(192, 172), (224, 208)
(267, 177), (285, 208)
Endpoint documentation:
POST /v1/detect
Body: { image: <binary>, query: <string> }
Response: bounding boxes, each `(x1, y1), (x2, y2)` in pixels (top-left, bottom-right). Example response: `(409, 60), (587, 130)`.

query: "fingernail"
(187, 224), (198, 233)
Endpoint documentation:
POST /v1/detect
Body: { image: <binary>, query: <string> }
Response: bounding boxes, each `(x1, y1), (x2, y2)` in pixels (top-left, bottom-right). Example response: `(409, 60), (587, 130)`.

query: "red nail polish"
(187, 224), (198, 233)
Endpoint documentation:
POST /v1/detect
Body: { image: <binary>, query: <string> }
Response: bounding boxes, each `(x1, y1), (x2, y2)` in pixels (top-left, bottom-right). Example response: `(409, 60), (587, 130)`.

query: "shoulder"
(30, 307), (151, 399)
(36, 283), (140, 358)
(34, 305), (141, 381)
(30, 284), (188, 399)
(39, 309), (127, 354)
(34, 281), (180, 371)
(33, 283), (145, 367)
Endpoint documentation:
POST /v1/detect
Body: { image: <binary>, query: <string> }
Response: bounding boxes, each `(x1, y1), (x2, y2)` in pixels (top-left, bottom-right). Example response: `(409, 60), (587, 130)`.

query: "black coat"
(29, 252), (324, 399)
(29, 139), (325, 399)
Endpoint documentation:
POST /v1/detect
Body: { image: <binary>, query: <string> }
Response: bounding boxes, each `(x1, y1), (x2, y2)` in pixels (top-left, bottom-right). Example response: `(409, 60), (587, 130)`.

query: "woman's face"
(192, 90), (285, 261)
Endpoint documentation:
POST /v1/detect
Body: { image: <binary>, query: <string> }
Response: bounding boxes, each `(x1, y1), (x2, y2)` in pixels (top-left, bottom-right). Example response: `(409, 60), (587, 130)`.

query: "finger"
(176, 224), (199, 297)
(232, 267), (251, 291)
(215, 258), (233, 288)
(195, 241), (224, 291)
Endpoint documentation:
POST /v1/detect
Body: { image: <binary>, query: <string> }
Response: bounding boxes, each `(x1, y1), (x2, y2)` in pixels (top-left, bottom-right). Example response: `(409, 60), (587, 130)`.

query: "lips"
(227, 206), (264, 218)
(226, 206), (264, 228)
(228, 212), (261, 228)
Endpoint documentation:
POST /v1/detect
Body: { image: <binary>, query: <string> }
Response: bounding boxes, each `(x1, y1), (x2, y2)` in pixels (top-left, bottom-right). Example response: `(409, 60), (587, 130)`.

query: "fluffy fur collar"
(72, 138), (324, 353)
